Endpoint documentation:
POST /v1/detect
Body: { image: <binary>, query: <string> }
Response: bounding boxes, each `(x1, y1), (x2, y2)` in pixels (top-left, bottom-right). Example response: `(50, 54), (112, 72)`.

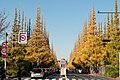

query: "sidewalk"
(88, 73), (117, 80)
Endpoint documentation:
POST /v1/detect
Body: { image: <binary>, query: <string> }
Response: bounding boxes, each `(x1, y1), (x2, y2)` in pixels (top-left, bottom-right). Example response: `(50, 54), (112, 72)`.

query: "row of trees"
(67, 0), (120, 77)
(0, 8), (59, 77)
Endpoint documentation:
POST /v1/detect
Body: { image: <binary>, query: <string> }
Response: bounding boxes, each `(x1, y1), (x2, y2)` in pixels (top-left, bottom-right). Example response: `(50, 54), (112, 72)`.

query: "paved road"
(4, 73), (117, 80)
(46, 73), (116, 80)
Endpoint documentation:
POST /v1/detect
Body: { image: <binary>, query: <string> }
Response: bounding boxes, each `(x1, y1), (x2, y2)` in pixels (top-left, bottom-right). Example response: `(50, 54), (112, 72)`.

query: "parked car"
(31, 68), (45, 79)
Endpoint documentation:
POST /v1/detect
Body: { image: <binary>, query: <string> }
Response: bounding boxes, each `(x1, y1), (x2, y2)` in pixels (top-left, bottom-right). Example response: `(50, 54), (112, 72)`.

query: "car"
(30, 68), (45, 79)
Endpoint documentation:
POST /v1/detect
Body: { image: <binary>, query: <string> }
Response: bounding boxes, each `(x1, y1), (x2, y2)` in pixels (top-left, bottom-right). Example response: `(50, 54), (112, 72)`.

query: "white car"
(31, 68), (45, 79)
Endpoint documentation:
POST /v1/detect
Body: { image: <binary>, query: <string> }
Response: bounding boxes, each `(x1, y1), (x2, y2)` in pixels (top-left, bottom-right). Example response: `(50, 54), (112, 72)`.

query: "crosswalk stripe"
(26, 78), (106, 80)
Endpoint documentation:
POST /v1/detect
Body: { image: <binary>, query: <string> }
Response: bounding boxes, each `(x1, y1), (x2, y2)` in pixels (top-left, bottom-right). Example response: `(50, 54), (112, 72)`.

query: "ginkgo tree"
(68, 0), (120, 77)
(25, 8), (56, 68)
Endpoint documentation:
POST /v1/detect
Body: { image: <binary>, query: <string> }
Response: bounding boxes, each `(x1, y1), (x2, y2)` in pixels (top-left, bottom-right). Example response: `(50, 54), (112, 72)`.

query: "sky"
(0, 0), (119, 61)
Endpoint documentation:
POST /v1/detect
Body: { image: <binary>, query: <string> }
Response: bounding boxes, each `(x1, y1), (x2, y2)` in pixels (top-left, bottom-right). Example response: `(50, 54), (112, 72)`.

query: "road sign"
(1, 42), (7, 54)
(18, 32), (27, 44)
(2, 54), (6, 59)
(2, 48), (7, 53)
(20, 34), (26, 41)
(2, 52), (6, 55)
(2, 42), (7, 48)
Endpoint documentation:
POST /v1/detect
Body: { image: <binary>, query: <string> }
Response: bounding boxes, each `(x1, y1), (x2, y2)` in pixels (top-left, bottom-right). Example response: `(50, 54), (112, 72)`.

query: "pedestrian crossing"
(6, 78), (105, 80)
(31, 78), (104, 80)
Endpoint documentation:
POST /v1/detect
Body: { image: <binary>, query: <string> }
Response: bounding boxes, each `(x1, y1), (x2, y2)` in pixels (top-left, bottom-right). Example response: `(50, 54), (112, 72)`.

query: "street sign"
(2, 42), (7, 48)
(18, 32), (27, 44)
(2, 52), (6, 55)
(1, 48), (7, 53)
(2, 54), (6, 59)
(20, 34), (26, 41)
(1, 42), (7, 54)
